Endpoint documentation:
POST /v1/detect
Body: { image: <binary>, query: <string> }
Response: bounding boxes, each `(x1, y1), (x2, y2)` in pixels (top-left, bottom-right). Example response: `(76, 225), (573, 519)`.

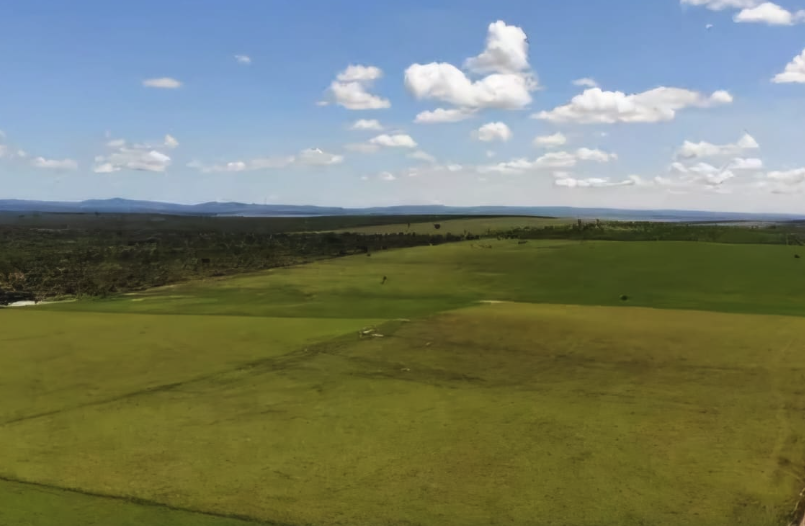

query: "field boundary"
(0, 474), (286, 525)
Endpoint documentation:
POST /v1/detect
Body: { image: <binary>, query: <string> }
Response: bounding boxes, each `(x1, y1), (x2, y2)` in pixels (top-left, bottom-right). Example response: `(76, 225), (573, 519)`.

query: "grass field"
(44, 239), (805, 319)
(4, 239), (805, 525)
(328, 216), (571, 235)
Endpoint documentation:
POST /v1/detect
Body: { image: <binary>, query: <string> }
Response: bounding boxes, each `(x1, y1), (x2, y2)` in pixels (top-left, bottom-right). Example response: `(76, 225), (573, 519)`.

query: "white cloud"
(676, 133), (759, 159)
(734, 2), (805, 25)
(772, 49), (805, 84)
(345, 143), (381, 153)
(96, 149), (172, 173)
(729, 157), (764, 170)
(576, 147), (618, 162)
(0, 132), (74, 169)
(405, 63), (535, 110)
(767, 167), (805, 185)
(323, 65), (390, 110)
(535, 87), (733, 124)
(480, 148), (617, 174)
(190, 147), (343, 173)
(464, 20), (530, 74)
(350, 119), (384, 131)
(235, 55), (252, 65)
(164, 134), (179, 149)
(668, 161), (736, 186)
(408, 150), (437, 163)
(414, 108), (476, 124)
(31, 157), (78, 170)
(338, 65), (383, 82)
(573, 78), (599, 88)
(297, 148), (344, 166)
(188, 157), (295, 173)
(554, 176), (634, 188)
(706, 23), (715, 29)
(369, 134), (418, 148)
(142, 77), (182, 89)
(405, 21), (537, 111)
(379, 171), (397, 181)
(680, 0), (759, 11)
(473, 122), (512, 142)
(94, 163), (117, 174)
(94, 134), (180, 173)
(485, 150), (496, 158)
(533, 132), (568, 148)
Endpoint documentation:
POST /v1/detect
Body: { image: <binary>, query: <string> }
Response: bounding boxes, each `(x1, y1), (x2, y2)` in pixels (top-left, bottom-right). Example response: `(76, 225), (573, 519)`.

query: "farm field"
(3, 238), (805, 525)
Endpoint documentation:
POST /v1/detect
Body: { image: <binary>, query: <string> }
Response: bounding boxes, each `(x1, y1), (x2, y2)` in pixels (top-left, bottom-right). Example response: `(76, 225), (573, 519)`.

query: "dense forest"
(0, 216), (474, 304)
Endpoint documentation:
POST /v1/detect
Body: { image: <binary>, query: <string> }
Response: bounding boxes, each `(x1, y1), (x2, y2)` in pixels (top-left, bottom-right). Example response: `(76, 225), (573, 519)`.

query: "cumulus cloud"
(405, 21), (537, 111)
(189, 147), (343, 173)
(142, 77), (182, 89)
(94, 135), (180, 173)
(533, 132), (568, 148)
(322, 65), (390, 110)
(576, 147), (618, 162)
(408, 150), (437, 163)
(772, 49), (805, 84)
(30, 157), (78, 170)
(729, 157), (764, 170)
(464, 20), (530, 74)
(414, 108), (476, 124)
(235, 55), (252, 65)
(767, 167), (805, 185)
(369, 134), (418, 148)
(473, 122), (512, 142)
(572, 78), (599, 88)
(297, 148), (344, 166)
(669, 161), (736, 186)
(164, 134), (179, 149)
(96, 149), (172, 173)
(734, 2), (805, 25)
(379, 171), (397, 181)
(405, 62), (535, 110)
(535, 87), (733, 124)
(676, 133), (759, 159)
(350, 119), (384, 131)
(1, 131), (76, 171)
(554, 176), (635, 188)
(479, 148), (617, 174)
(188, 156), (294, 173)
(680, 0), (759, 10)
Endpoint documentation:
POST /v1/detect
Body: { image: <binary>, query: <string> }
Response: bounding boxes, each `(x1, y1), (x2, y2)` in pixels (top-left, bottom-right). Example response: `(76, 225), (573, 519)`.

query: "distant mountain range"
(0, 198), (803, 222)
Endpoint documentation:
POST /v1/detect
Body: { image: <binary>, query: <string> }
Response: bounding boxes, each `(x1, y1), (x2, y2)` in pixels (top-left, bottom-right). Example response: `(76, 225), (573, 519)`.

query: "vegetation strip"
(0, 475), (286, 526)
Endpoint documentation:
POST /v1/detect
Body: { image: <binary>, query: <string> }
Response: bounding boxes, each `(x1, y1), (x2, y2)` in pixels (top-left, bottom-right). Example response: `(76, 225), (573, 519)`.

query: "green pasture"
(2, 304), (805, 525)
(328, 216), (571, 235)
(4, 238), (805, 525)
(41, 239), (805, 319)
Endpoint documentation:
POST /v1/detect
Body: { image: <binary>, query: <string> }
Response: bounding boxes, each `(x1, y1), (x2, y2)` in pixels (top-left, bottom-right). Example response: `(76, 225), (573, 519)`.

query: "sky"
(1, 0), (805, 212)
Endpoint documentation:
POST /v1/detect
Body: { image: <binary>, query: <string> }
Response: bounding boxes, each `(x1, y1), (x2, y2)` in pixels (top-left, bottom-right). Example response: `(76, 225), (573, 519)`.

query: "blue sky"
(1, 0), (804, 211)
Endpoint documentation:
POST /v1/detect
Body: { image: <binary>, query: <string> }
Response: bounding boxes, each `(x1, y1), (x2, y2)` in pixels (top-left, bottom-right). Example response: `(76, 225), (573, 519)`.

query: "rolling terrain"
(3, 237), (805, 525)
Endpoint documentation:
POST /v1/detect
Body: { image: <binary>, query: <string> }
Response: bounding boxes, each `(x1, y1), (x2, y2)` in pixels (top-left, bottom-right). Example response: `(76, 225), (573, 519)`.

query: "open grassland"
(4, 239), (805, 525)
(0, 311), (380, 424)
(42, 239), (805, 319)
(2, 304), (805, 525)
(328, 216), (571, 236)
